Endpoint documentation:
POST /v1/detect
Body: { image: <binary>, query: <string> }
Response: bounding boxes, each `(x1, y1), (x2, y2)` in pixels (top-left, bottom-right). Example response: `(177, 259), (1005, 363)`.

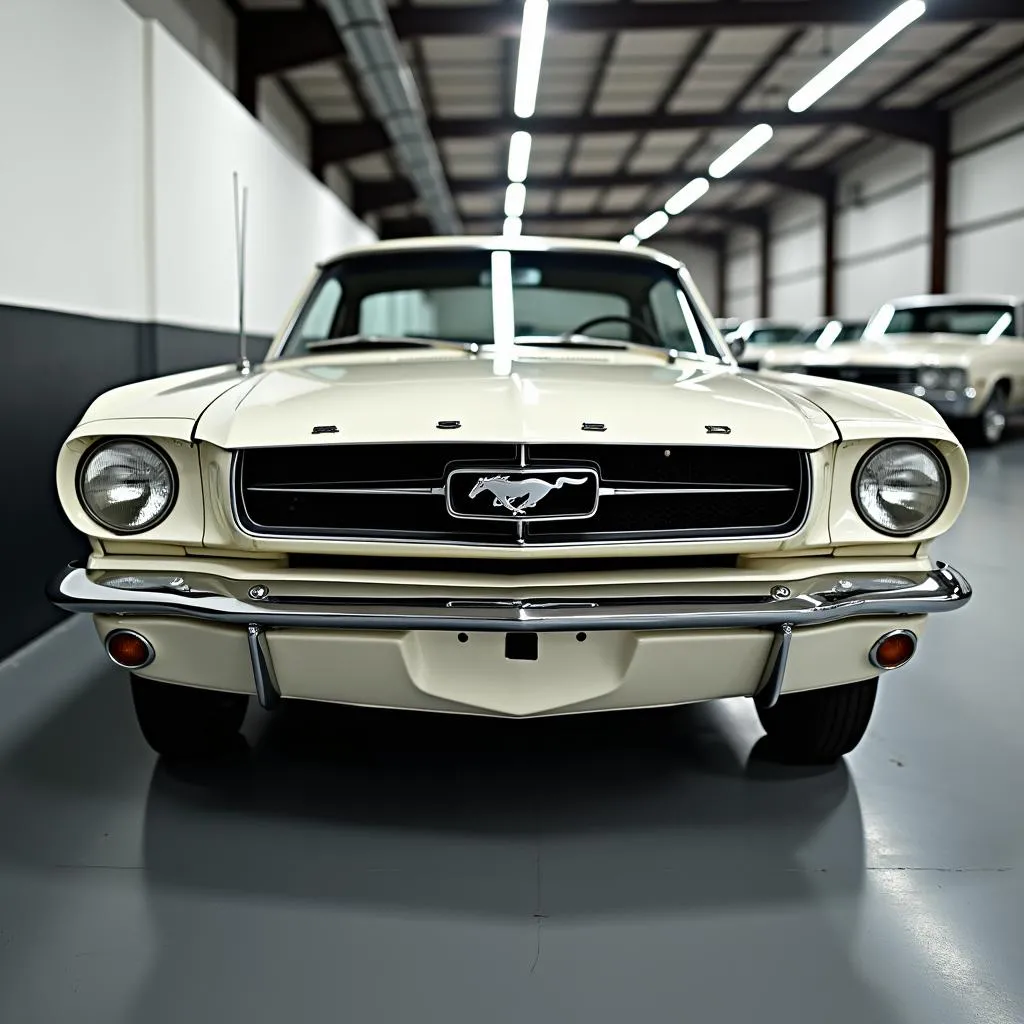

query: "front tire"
(963, 387), (1008, 447)
(756, 677), (878, 764)
(130, 675), (249, 759)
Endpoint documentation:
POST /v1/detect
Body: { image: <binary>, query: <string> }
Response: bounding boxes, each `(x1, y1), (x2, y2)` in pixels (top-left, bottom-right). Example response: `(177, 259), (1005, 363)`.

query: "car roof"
(889, 293), (1019, 309)
(322, 235), (684, 269)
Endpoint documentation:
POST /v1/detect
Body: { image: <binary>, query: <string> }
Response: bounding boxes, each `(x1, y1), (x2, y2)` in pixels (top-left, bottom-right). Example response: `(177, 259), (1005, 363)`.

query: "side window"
(648, 278), (695, 351)
(298, 279), (343, 342)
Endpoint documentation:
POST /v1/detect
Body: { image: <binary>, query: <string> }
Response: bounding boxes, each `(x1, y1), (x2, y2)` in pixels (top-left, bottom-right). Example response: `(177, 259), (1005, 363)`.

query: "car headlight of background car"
(853, 441), (949, 536)
(918, 367), (967, 391)
(77, 439), (178, 534)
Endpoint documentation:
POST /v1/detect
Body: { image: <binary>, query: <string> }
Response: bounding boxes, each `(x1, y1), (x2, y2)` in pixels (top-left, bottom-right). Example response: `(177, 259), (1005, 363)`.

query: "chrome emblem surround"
(446, 467), (600, 521)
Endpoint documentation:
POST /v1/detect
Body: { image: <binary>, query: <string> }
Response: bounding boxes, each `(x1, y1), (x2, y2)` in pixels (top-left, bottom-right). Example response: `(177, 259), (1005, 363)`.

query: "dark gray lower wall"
(0, 302), (270, 661)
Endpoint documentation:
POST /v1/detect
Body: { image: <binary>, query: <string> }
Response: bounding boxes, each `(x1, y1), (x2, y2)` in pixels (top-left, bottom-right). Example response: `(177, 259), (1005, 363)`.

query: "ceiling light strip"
(514, 0), (549, 119)
(788, 1), (927, 112)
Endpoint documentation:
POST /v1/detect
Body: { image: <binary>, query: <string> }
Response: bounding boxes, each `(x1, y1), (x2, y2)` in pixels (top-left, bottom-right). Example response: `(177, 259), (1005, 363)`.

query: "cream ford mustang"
(50, 238), (973, 764)
(761, 294), (1024, 446)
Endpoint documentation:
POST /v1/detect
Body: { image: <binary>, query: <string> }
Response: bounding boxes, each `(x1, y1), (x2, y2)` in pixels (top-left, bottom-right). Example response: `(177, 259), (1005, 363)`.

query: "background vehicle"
(761, 294), (1024, 445)
(727, 318), (804, 369)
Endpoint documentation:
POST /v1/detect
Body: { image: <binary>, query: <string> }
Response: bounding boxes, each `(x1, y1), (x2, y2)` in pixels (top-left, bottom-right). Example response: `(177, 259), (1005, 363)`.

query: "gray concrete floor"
(1, 431), (1023, 1024)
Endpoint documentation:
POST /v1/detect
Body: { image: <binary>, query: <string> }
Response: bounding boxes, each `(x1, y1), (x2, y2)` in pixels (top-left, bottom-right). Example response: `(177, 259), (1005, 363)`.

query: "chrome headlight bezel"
(76, 438), (179, 535)
(851, 440), (950, 537)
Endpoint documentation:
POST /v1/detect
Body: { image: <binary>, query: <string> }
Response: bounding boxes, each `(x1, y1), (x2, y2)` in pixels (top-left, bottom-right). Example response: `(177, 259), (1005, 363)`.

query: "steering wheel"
(560, 315), (663, 348)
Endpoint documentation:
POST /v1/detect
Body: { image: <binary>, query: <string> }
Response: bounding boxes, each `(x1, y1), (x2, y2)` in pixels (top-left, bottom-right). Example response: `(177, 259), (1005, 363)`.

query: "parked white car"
(761, 294), (1024, 445)
(50, 239), (972, 764)
(748, 317), (868, 371)
(725, 318), (803, 369)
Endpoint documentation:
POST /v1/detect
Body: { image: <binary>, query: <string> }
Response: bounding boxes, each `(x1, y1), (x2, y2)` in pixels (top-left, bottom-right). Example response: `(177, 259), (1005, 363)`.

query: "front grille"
(800, 366), (916, 388)
(234, 443), (810, 546)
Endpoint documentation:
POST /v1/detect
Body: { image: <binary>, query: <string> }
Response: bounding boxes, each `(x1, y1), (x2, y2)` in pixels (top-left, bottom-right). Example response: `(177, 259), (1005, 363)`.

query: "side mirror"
(728, 337), (746, 361)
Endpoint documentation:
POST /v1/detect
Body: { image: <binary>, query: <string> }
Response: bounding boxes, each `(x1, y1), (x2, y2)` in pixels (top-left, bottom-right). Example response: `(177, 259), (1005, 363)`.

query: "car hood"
(765, 333), (984, 369)
(181, 347), (950, 450)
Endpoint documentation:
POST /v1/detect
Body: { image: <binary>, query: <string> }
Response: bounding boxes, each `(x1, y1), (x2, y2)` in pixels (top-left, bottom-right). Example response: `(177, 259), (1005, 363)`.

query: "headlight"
(918, 367), (967, 390)
(77, 439), (177, 534)
(853, 441), (949, 536)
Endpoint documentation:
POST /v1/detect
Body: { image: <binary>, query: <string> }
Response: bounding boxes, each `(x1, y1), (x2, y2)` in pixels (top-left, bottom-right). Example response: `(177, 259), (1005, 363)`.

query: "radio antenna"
(233, 172), (251, 375)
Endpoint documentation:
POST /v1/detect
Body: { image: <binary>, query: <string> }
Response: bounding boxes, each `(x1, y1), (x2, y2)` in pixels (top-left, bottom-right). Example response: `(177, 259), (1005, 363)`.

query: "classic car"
(726, 318), (805, 370)
(761, 294), (1024, 445)
(49, 238), (972, 765)
(733, 317), (868, 374)
(746, 317), (868, 371)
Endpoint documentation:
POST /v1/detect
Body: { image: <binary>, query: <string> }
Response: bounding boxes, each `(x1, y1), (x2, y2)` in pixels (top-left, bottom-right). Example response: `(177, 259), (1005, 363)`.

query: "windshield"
(279, 248), (723, 359)
(795, 320), (867, 346)
(872, 303), (1017, 338)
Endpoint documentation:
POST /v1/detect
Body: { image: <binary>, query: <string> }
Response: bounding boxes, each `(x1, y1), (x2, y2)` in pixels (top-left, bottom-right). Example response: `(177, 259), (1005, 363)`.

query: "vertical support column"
(930, 112), (951, 295)
(758, 215), (771, 319)
(823, 178), (837, 317)
(715, 233), (728, 315)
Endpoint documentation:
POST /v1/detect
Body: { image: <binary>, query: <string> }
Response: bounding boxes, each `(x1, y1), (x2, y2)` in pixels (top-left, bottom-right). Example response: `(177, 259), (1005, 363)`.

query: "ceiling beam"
(378, 214), (724, 247)
(635, 27), (805, 215)
(315, 107), (946, 164)
(354, 167), (835, 213)
(423, 210), (750, 227)
(239, 3), (1024, 74)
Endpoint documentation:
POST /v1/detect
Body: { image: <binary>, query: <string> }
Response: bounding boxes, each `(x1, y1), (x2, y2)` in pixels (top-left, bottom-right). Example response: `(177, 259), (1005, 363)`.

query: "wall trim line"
(949, 205), (1024, 238)
(836, 235), (929, 269)
(837, 173), (930, 214)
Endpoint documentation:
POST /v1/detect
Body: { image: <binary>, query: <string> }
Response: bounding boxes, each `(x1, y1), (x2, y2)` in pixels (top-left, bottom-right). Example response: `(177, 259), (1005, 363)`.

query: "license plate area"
(504, 632), (538, 661)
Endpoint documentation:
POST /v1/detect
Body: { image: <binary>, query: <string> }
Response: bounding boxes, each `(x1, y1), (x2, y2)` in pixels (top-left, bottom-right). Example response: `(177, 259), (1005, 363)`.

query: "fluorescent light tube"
(664, 177), (710, 215)
(504, 182), (526, 218)
(788, 1), (926, 113)
(514, 0), (549, 118)
(709, 124), (774, 179)
(503, 216), (523, 237)
(619, 234), (640, 249)
(507, 131), (532, 183)
(634, 210), (669, 240)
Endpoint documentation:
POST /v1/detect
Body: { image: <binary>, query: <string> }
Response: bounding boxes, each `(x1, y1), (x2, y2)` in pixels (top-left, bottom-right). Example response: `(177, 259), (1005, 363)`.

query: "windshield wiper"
(306, 334), (481, 354)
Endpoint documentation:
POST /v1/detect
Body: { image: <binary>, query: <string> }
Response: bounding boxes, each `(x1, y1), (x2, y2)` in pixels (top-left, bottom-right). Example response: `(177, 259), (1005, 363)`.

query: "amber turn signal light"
(869, 629), (917, 671)
(105, 630), (155, 669)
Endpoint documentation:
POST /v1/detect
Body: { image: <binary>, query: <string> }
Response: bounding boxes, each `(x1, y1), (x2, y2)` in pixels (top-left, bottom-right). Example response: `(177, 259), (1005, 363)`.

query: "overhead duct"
(322, 0), (460, 235)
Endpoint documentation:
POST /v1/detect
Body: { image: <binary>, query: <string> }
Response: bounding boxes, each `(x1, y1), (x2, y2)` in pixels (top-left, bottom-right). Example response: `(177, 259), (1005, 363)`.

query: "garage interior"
(2, 0), (1024, 1020)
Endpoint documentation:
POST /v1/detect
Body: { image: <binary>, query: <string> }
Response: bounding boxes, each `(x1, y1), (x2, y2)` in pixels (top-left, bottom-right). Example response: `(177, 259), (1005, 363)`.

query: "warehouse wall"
(768, 195), (825, 323)
(719, 69), (1024, 325)
(949, 73), (1024, 295)
(834, 140), (931, 320)
(723, 229), (760, 321)
(0, 0), (374, 658)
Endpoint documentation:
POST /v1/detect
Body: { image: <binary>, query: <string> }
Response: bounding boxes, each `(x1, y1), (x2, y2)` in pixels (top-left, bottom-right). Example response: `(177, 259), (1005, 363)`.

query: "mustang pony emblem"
(469, 475), (589, 516)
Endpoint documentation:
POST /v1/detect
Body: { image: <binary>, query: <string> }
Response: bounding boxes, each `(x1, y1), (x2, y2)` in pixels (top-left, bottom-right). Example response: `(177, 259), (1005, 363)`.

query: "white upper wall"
(0, 0), (147, 320)
(0, 0), (373, 331)
(123, 0), (234, 89)
(123, 0), (315, 170)
(148, 21), (374, 334)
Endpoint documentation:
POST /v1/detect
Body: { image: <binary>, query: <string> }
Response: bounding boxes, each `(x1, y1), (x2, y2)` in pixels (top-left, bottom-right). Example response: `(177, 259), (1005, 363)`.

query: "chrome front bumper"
(49, 562), (971, 634)
(49, 561), (971, 713)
